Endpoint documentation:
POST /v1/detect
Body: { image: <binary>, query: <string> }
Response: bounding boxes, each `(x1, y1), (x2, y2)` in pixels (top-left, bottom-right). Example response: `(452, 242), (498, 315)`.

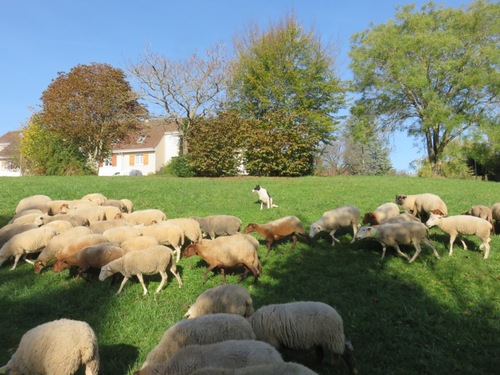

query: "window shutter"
(130, 155), (135, 166)
(112, 154), (117, 166)
(144, 153), (149, 165)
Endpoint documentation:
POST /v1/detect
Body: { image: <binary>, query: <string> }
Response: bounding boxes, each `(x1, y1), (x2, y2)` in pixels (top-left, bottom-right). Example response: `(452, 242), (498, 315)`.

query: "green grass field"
(0, 176), (498, 374)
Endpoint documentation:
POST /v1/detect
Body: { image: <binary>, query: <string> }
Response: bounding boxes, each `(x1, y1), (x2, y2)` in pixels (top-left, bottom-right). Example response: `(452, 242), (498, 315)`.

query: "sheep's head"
(395, 194), (407, 205)
(309, 223), (322, 238)
(52, 259), (70, 273)
(425, 212), (443, 228)
(362, 212), (378, 225)
(98, 265), (114, 281)
(243, 223), (257, 234)
(354, 226), (376, 239)
(33, 260), (45, 274)
(183, 243), (198, 258)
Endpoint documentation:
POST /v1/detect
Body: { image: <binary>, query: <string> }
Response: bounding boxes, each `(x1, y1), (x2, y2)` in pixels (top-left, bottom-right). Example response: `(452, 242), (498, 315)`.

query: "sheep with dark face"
(310, 205), (361, 246)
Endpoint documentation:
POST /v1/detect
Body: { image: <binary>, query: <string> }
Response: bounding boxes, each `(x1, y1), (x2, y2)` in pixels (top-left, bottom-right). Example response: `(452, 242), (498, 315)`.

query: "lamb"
(88, 219), (130, 234)
(165, 218), (203, 243)
(53, 242), (125, 278)
(189, 362), (319, 375)
(355, 222), (440, 263)
(120, 235), (159, 252)
(103, 226), (142, 244)
(464, 205), (495, 234)
(183, 234), (262, 284)
(33, 226), (93, 273)
(362, 202), (400, 225)
(251, 184), (278, 209)
(15, 194), (51, 213)
(140, 313), (257, 369)
(243, 215), (308, 256)
(426, 212), (493, 259)
(183, 284), (254, 318)
(35, 213), (90, 227)
(121, 209), (167, 225)
(0, 226), (58, 270)
(99, 244), (182, 294)
(135, 340), (283, 375)
(192, 214), (242, 239)
(309, 205), (361, 246)
(0, 318), (99, 375)
(247, 301), (356, 375)
(137, 222), (184, 262)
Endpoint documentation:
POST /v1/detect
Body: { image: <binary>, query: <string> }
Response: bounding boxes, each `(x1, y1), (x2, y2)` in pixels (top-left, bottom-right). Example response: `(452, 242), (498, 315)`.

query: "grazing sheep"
(251, 184), (278, 209)
(248, 301), (356, 374)
(88, 219), (130, 234)
(412, 193), (448, 221)
(379, 213), (421, 225)
(0, 318), (99, 375)
(103, 199), (128, 212)
(183, 234), (262, 284)
(53, 242), (125, 277)
(99, 244), (182, 294)
(243, 215), (308, 256)
(136, 340), (283, 375)
(426, 212), (492, 259)
(54, 233), (109, 265)
(165, 218), (203, 243)
(464, 205), (495, 234)
(189, 362), (319, 375)
(0, 226), (58, 270)
(140, 313), (257, 369)
(103, 226), (142, 244)
(120, 235), (159, 252)
(355, 222), (440, 263)
(35, 213), (90, 227)
(42, 219), (73, 233)
(183, 284), (254, 318)
(12, 213), (44, 225)
(192, 215), (242, 239)
(362, 202), (400, 225)
(101, 205), (123, 221)
(137, 222), (184, 262)
(66, 205), (106, 224)
(309, 205), (361, 246)
(120, 198), (134, 213)
(45, 199), (71, 215)
(33, 226), (94, 273)
(121, 209), (167, 225)
(0, 223), (38, 248)
(15, 194), (51, 213)
(395, 194), (419, 213)
(10, 208), (44, 222)
(81, 192), (107, 205)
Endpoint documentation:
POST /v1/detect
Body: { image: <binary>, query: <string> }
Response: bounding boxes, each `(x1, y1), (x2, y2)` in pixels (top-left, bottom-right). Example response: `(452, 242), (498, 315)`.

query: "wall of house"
(0, 160), (22, 176)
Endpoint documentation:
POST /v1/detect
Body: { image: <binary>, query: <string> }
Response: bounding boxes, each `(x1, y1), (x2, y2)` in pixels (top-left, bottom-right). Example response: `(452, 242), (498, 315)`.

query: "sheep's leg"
(481, 238), (491, 259)
(155, 271), (168, 294)
(422, 238), (440, 259)
(329, 230), (340, 246)
(457, 235), (467, 250)
(169, 264), (183, 288)
(220, 268), (227, 284)
(291, 234), (297, 250)
(22, 253), (35, 265)
(408, 242), (422, 263)
(350, 224), (359, 243)
(393, 244), (410, 261)
(202, 265), (217, 284)
(116, 276), (130, 294)
(136, 273), (149, 295)
(265, 241), (273, 256)
(448, 234), (456, 256)
(10, 254), (22, 270)
(380, 245), (387, 259)
(174, 247), (181, 263)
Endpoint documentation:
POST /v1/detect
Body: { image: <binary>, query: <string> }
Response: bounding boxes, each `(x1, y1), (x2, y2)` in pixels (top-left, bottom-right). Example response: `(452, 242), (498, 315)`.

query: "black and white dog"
(252, 185), (278, 210)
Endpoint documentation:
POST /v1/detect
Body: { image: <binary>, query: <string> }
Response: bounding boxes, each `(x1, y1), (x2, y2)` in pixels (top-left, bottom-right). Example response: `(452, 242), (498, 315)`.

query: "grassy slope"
(0, 175), (498, 375)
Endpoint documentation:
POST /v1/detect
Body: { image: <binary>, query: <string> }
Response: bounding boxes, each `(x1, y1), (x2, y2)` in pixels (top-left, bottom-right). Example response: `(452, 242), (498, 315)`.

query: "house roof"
(114, 120), (178, 151)
(0, 130), (20, 158)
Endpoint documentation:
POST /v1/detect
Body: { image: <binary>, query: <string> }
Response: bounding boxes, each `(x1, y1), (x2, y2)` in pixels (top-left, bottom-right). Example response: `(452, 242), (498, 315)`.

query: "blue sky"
(0, 0), (471, 172)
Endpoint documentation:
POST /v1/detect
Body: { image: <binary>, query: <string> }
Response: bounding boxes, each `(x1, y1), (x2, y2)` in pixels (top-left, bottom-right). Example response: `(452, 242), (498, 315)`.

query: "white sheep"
(120, 235), (159, 252)
(412, 193), (448, 220)
(355, 222), (440, 263)
(0, 318), (99, 375)
(189, 362), (319, 375)
(464, 205), (495, 234)
(362, 202), (400, 225)
(35, 213), (90, 227)
(183, 284), (254, 318)
(121, 209), (167, 225)
(165, 218), (203, 243)
(101, 205), (123, 221)
(66, 205), (106, 224)
(0, 223), (38, 249)
(137, 222), (184, 262)
(9, 208), (44, 223)
(140, 313), (257, 369)
(395, 194), (419, 213)
(192, 215), (242, 239)
(426, 213), (493, 259)
(103, 199), (128, 212)
(34, 226), (94, 273)
(136, 340), (283, 375)
(0, 226), (58, 270)
(88, 219), (130, 234)
(81, 192), (108, 205)
(42, 219), (74, 233)
(45, 199), (71, 215)
(11, 213), (44, 225)
(99, 244), (182, 294)
(120, 198), (134, 213)
(379, 212), (421, 225)
(183, 234), (262, 284)
(247, 301), (356, 374)
(15, 194), (51, 213)
(309, 205), (361, 246)
(103, 225), (142, 244)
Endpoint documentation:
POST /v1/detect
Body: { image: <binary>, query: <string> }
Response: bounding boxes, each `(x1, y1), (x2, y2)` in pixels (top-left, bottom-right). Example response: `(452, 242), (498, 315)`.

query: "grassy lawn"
(0, 175), (498, 374)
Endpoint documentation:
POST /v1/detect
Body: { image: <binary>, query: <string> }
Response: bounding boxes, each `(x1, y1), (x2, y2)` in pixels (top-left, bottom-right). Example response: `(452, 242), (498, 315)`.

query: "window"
(135, 154), (143, 166)
(137, 135), (146, 143)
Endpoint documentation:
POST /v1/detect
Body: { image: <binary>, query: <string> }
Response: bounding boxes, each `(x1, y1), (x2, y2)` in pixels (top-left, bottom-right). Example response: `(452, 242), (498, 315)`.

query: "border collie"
(252, 185), (278, 209)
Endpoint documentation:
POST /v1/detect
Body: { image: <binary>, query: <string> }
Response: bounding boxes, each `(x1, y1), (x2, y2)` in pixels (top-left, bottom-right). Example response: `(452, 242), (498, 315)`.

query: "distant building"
(0, 130), (22, 177)
(98, 120), (180, 176)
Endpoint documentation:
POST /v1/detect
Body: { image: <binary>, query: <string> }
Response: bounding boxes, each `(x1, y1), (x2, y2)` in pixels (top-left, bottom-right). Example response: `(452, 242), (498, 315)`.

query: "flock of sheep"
(0, 189), (497, 374)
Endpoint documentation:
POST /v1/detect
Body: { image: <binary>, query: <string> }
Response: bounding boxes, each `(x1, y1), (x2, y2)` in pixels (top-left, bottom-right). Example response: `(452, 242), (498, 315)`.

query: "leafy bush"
(160, 155), (196, 177)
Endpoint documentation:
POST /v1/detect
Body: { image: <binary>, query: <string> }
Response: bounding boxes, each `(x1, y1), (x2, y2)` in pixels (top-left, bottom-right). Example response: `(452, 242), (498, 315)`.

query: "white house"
(0, 130), (22, 177)
(98, 120), (180, 176)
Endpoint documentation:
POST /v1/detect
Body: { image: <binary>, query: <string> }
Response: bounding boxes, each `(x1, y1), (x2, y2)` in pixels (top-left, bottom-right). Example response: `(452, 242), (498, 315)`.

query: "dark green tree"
(350, 0), (500, 176)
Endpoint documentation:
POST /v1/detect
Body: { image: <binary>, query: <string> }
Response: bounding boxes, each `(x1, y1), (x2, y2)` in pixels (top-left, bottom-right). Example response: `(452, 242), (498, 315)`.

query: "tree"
(350, 0), (500, 175)
(127, 44), (228, 155)
(228, 14), (346, 175)
(41, 63), (147, 172)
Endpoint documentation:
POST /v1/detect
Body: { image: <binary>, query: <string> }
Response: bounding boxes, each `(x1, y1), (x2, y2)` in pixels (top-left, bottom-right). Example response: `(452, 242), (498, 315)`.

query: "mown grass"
(0, 175), (498, 375)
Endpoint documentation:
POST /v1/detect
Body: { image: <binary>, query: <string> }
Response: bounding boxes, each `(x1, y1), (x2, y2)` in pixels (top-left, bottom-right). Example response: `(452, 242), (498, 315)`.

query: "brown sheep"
(362, 202), (400, 225)
(243, 216), (308, 256)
